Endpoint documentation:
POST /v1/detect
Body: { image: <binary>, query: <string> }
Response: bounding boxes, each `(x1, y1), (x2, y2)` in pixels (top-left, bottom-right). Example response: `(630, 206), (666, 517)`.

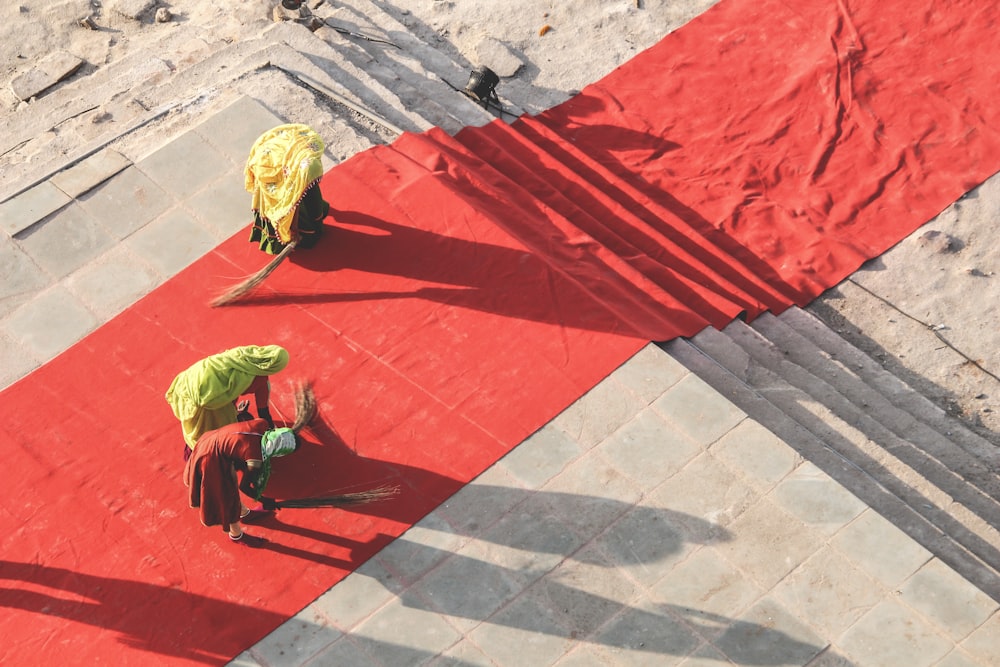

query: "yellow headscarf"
(245, 124), (325, 244)
(165, 345), (290, 447)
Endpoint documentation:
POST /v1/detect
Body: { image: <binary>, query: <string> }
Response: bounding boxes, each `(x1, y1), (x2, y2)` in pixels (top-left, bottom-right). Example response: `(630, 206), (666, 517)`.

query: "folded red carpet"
(3, 0), (1000, 664)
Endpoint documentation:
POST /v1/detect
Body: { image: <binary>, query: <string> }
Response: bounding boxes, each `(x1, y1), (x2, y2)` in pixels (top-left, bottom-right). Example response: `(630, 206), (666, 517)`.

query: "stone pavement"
(2, 97), (998, 666)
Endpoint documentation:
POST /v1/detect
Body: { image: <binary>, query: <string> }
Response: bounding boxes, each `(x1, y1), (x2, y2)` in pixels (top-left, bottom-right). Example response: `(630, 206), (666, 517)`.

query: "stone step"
(316, 0), (506, 131)
(662, 319), (1000, 599)
(2, 25), (204, 157)
(259, 22), (431, 136)
(697, 321), (1000, 549)
(797, 279), (1000, 461)
(1, 7), (509, 206)
(0, 28), (281, 202)
(754, 309), (1000, 473)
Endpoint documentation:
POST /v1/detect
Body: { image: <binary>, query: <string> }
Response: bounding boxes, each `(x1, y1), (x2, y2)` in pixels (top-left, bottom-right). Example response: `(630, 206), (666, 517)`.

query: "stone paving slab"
(0, 180), (72, 236)
(50, 149), (133, 199)
(190, 96), (286, 166)
(16, 203), (117, 279)
(136, 130), (235, 196)
(77, 166), (174, 241)
(0, 233), (50, 319)
(0, 96), (272, 393)
(2, 284), (99, 361)
(233, 345), (1000, 666)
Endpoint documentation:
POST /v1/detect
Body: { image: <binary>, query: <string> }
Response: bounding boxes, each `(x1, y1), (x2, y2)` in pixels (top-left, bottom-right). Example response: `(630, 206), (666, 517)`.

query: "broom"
(259, 484), (401, 510)
(258, 382), (401, 509)
(210, 240), (298, 307)
(290, 379), (317, 432)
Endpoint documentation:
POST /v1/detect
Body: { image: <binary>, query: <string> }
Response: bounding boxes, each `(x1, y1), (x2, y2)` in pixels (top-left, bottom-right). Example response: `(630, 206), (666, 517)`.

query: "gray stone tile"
(16, 204), (115, 279)
(898, 558), (999, 640)
(649, 547), (764, 637)
(651, 374), (746, 447)
(64, 245), (159, 320)
(184, 173), (253, 241)
(351, 598), (462, 663)
(50, 149), (132, 198)
(469, 589), (575, 667)
(712, 597), (825, 667)
(830, 509), (932, 588)
(597, 409), (702, 490)
(426, 639), (496, 667)
(137, 130), (235, 197)
(647, 452), (758, 540)
(438, 465), (530, 538)
(402, 510), (469, 553)
(402, 550), (525, 633)
(591, 596), (702, 666)
(936, 648), (986, 667)
(311, 557), (404, 631)
(523, 544), (641, 639)
(2, 285), (98, 360)
(710, 418), (801, 491)
(0, 331), (42, 391)
(474, 492), (588, 581)
(540, 450), (642, 540)
(712, 498), (822, 590)
(772, 546), (883, 637)
(500, 422), (584, 489)
(0, 181), (72, 236)
(0, 234), (50, 318)
(676, 643), (730, 666)
(960, 613), (1000, 666)
(605, 342), (687, 404)
(376, 535), (458, 589)
(770, 462), (867, 536)
(839, 599), (953, 667)
(124, 206), (219, 278)
(77, 166), (173, 240)
(191, 95), (286, 164)
(550, 373), (649, 449)
(554, 646), (615, 666)
(226, 650), (262, 666)
(305, 635), (382, 667)
(249, 607), (340, 666)
(803, 648), (858, 667)
(592, 503), (699, 588)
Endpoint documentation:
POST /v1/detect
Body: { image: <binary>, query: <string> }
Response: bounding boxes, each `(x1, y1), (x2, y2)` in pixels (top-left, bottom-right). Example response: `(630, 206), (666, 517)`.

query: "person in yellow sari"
(245, 124), (330, 254)
(165, 345), (290, 459)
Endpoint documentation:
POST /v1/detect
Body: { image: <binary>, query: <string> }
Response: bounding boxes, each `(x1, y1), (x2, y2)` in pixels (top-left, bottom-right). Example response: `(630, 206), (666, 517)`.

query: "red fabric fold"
(3, 0), (1000, 664)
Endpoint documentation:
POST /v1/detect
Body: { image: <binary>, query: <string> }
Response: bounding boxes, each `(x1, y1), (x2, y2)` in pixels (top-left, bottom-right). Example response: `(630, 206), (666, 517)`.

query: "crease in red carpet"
(3, 0), (1000, 663)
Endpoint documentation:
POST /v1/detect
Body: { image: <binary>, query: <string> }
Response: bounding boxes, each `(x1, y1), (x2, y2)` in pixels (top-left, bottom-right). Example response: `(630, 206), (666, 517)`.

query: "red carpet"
(4, 0), (1000, 664)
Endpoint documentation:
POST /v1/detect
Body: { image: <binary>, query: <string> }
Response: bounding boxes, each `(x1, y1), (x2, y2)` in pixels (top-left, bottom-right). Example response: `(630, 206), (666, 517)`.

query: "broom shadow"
(221, 209), (707, 340)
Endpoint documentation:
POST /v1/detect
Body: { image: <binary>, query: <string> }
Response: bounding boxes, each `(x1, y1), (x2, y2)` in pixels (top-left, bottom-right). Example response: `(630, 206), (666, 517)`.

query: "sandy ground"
(2, 0), (998, 447)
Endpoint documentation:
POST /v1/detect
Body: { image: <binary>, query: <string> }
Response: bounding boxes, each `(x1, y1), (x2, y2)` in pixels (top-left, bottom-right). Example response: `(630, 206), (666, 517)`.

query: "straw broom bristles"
(210, 240), (298, 307)
(291, 381), (317, 433)
(260, 484), (401, 510)
(258, 383), (401, 511)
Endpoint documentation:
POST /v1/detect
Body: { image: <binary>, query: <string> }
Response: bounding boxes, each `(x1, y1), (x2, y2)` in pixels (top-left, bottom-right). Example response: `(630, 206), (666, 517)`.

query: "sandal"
(229, 532), (267, 548)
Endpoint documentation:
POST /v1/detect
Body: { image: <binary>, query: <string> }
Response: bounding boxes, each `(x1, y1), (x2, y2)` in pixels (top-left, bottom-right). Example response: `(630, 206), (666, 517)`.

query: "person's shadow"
(249, 411), (828, 664)
(235, 111), (810, 337)
(234, 208), (685, 338)
(0, 560), (289, 664)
